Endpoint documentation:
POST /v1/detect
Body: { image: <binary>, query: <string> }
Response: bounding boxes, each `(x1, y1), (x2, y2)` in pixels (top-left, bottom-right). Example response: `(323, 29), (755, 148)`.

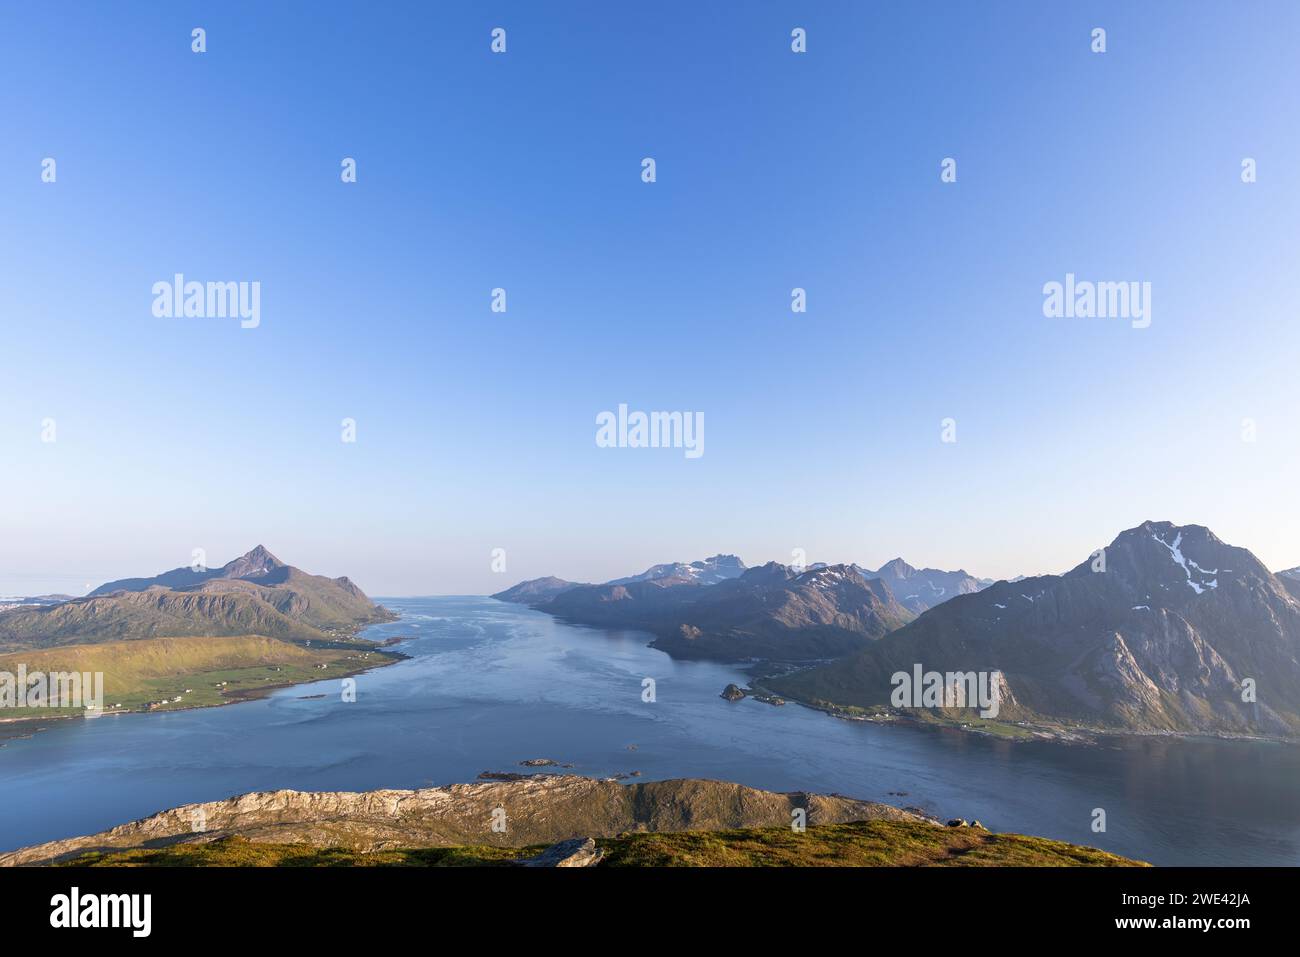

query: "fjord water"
(1, 597), (1296, 864)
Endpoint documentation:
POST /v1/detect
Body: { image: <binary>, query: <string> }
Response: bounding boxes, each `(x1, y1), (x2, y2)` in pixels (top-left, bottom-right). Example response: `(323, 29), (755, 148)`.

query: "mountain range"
(493, 553), (984, 661)
(10, 527), (1299, 737)
(769, 522), (1300, 736)
(493, 523), (1300, 737)
(861, 559), (991, 614)
(492, 554), (751, 606)
(607, 554), (748, 587)
(0, 546), (393, 652)
(544, 562), (915, 660)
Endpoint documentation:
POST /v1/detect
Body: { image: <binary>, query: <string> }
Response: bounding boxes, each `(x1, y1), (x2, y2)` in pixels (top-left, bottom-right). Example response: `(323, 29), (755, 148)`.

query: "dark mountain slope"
(537, 563), (913, 661)
(770, 522), (1300, 736)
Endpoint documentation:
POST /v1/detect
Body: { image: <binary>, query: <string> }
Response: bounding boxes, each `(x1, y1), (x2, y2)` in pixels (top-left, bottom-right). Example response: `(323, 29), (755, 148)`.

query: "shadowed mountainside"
(493, 553), (993, 661)
(770, 521), (1300, 737)
(533, 563), (915, 661)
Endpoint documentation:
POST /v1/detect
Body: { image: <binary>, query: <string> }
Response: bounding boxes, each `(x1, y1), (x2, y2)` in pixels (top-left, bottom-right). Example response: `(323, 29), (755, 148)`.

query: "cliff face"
(1, 775), (925, 866)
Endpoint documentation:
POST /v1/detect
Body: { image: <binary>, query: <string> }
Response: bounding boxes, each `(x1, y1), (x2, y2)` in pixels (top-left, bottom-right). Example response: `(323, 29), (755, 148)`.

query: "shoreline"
(746, 678), (1300, 748)
(0, 627), (412, 742)
(507, 597), (1300, 747)
(2, 597), (1292, 866)
(508, 599), (1300, 747)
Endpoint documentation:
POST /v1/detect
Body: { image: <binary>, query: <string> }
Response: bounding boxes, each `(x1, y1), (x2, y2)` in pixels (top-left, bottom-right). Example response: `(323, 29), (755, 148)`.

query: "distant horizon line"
(6, 521), (1300, 601)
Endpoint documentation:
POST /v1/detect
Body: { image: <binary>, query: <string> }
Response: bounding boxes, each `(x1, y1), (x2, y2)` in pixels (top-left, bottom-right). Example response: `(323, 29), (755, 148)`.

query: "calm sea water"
(1, 596), (1296, 864)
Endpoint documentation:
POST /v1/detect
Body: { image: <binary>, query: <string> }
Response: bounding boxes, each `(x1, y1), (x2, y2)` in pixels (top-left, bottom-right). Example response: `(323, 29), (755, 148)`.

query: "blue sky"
(2, 1), (1298, 596)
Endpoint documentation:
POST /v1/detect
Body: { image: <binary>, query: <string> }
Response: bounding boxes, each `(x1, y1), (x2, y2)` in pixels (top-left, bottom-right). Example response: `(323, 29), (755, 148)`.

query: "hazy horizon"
(4, 514), (1297, 599)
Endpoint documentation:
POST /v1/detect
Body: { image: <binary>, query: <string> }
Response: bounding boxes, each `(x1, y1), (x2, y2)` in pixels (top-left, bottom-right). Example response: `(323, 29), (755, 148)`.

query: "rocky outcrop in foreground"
(518, 837), (604, 867)
(1, 775), (924, 866)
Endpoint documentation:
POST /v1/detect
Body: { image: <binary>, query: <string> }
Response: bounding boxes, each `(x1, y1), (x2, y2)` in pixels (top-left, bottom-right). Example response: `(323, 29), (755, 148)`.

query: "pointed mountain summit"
(491, 552), (992, 659)
(770, 521), (1300, 736)
(221, 545), (286, 580)
(1, 547), (393, 650)
(89, 545), (288, 596)
(1067, 521), (1253, 596)
(859, 558), (989, 614)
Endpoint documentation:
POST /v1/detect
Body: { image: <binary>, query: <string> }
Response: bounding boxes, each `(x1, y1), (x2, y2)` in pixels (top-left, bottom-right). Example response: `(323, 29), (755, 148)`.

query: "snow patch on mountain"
(1152, 531), (1218, 593)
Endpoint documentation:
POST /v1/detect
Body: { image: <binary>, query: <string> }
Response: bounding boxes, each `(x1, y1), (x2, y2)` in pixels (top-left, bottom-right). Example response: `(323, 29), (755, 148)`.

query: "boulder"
(518, 837), (604, 867)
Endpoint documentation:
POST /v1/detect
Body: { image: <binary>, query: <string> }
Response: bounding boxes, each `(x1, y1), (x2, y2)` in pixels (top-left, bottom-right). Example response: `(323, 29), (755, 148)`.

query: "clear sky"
(2, 1), (1298, 597)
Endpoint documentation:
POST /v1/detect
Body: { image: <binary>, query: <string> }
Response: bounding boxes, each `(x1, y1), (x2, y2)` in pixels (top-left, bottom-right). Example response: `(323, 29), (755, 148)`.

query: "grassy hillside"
(0, 591), (321, 649)
(60, 822), (1144, 867)
(0, 547), (395, 653)
(0, 634), (401, 720)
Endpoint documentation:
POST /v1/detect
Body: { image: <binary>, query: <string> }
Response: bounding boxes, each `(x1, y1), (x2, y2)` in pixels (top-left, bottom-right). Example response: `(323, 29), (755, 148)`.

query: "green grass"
(903, 709), (1045, 739)
(0, 635), (400, 720)
(60, 822), (1145, 868)
(754, 686), (1061, 741)
(597, 821), (1143, 866)
(64, 837), (525, 867)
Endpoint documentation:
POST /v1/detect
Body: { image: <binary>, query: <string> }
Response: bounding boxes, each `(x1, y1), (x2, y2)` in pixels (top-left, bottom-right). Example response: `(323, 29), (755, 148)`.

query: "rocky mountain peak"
(1086, 521), (1270, 598)
(695, 554), (745, 572)
(773, 520), (1300, 737)
(223, 545), (286, 580)
(876, 557), (917, 578)
(613, 554), (749, 587)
